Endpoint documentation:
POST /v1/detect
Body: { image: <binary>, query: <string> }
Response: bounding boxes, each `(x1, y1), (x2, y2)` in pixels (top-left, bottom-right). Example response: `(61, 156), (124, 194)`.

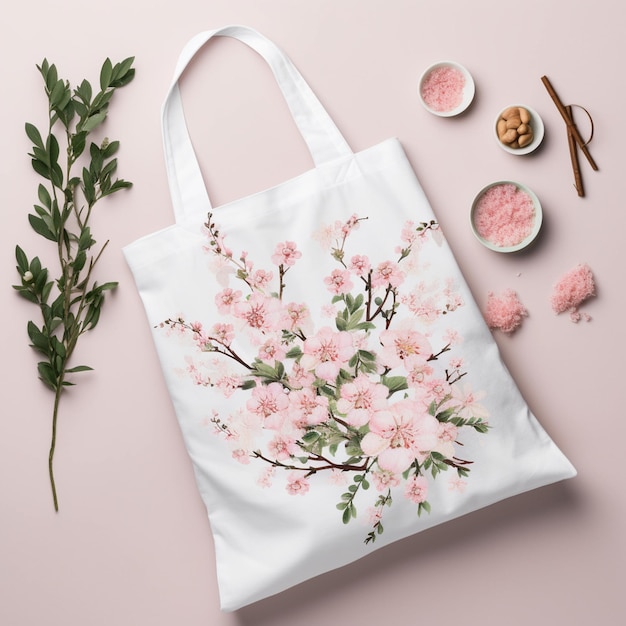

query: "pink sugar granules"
(550, 263), (595, 322)
(484, 289), (528, 333)
(473, 184), (535, 247)
(421, 66), (465, 112)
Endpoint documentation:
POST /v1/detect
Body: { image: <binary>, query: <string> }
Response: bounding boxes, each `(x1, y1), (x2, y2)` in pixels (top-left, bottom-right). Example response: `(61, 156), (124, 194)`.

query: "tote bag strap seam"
(162, 25), (353, 222)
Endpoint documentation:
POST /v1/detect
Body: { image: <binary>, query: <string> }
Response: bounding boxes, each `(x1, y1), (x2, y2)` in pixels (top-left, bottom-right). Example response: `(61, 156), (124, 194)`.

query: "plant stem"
(49, 380), (63, 512)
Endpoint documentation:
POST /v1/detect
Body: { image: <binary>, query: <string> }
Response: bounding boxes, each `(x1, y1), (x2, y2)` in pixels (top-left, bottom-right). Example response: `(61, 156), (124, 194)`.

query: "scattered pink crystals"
(550, 263), (595, 322)
(421, 65), (466, 112)
(484, 289), (528, 334)
(473, 184), (536, 248)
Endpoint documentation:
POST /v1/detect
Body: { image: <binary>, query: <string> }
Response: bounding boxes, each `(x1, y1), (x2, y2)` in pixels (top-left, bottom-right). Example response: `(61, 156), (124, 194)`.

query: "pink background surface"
(1, 1), (623, 624)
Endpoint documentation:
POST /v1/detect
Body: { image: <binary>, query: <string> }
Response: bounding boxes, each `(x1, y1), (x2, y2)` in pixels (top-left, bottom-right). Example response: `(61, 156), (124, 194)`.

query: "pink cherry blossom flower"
(285, 302), (310, 331)
(379, 325), (433, 370)
(336, 374), (390, 427)
(288, 387), (329, 426)
(443, 278), (464, 312)
(246, 382), (289, 419)
(367, 506), (383, 525)
(405, 361), (434, 387)
(268, 435), (298, 460)
(449, 357), (464, 371)
(329, 469), (349, 486)
(215, 287), (242, 315)
(361, 399), (440, 474)
(448, 476), (467, 493)
(210, 322), (235, 346)
(443, 328), (461, 346)
(250, 268), (274, 290)
(271, 241), (301, 267)
(324, 268), (354, 295)
(424, 378), (450, 402)
(371, 260), (405, 289)
(287, 362), (315, 390)
(400, 220), (417, 245)
(450, 383), (489, 420)
(340, 214), (362, 237)
(437, 422), (458, 443)
(402, 287), (441, 323)
(215, 375), (240, 398)
(286, 472), (310, 496)
(371, 468), (401, 492)
(349, 254), (371, 277)
(404, 474), (428, 504)
(257, 466), (276, 488)
(257, 337), (286, 363)
(232, 449), (250, 464)
(300, 327), (354, 382)
(233, 292), (280, 332)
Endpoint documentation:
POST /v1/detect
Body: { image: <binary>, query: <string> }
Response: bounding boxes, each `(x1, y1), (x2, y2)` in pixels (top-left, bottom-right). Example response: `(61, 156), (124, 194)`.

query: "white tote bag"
(124, 25), (576, 611)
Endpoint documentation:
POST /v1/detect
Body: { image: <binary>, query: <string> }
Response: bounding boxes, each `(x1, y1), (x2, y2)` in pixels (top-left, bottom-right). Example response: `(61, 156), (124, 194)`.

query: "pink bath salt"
(484, 289), (528, 333)
(421, 66), (465, 112)
(550, 263), (595, 321)
(474, 184), (535, 247)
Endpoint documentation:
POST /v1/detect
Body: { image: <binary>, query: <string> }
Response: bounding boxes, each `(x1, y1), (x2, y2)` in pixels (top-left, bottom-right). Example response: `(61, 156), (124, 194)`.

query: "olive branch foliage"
(12, 57), (135, 511)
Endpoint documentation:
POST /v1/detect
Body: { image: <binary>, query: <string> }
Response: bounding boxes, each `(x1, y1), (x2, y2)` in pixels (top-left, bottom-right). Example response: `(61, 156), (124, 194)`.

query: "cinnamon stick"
(566, 105), (584, 197)
(541, 75), (598, 171)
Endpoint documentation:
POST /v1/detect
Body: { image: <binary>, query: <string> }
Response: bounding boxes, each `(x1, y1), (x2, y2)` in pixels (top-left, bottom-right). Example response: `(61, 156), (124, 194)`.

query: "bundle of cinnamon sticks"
(541, 76), (597, 197)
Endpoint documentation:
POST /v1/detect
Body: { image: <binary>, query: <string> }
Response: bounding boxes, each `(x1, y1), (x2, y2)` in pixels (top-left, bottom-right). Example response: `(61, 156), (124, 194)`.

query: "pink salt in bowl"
(470, 180), (543, 253)
(418, 61), (475, 117)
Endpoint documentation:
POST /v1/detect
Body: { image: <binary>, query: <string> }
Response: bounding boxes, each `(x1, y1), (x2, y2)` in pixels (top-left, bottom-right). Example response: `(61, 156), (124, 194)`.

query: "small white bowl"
(494, 104), (545, 155)
(418, 61), (475, 117)
(470, 180), (543, 253)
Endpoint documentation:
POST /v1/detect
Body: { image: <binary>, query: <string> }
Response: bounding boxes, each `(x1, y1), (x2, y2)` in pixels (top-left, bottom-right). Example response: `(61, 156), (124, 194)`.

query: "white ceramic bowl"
(470, 180), (543, 253)
(418, 61), (475, 117)
(494, 104), (545, 155)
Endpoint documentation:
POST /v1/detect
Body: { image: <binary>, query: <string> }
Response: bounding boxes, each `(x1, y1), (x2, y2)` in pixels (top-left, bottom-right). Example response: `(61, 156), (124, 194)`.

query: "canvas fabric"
(123, 25), (576, 611)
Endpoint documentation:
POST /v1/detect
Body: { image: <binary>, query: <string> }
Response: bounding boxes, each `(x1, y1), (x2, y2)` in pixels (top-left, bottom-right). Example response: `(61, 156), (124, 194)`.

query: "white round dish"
(470, 180), (543, 253)
(418, 61), (475, 117)
(494, 104), (545, 155)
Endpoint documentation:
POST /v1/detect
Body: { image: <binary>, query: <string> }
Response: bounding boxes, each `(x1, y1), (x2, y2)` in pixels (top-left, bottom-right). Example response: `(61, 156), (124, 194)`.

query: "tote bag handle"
(162, 25), (354, 221)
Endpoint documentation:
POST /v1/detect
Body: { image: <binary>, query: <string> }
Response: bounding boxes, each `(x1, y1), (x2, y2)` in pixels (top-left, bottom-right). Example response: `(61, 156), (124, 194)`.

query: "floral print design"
(161, 213), (489, 544)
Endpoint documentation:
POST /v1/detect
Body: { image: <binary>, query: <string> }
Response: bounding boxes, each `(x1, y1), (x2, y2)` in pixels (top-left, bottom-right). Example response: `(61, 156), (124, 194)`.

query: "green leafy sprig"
(12, 57), (135, 511)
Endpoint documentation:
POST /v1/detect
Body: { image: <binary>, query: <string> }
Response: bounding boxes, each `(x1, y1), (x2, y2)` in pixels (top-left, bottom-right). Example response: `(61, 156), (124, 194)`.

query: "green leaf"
(37, 361), (57, 390)
(82, 110), (107, 133)
(114, 56), (135, 81)
(102, 140), (120, 158)
(37, 184), (52, 209)
(285, 346), (302, 359)
(71, 132), (87, 159)
(31, 158), (51, 180)
(75, 79), (92, 104)
(14, 286), (38, 304)
(15, 245), (29, 273)
(381, 375), (409, 396)
(342, 506), (352, 525)
(27, 321), (49, 352)
(25, 122), (44, 148)
(66, 365), (93, 373)
(28, 214), (56, 241)
(301, 431), (320, 445)
(73, 250), (86, 273)
(100, 58), (113, 90)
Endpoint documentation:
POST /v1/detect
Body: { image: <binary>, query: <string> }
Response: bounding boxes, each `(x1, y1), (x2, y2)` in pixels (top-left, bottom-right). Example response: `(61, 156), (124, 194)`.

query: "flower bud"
(23, 270), (34, 283)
